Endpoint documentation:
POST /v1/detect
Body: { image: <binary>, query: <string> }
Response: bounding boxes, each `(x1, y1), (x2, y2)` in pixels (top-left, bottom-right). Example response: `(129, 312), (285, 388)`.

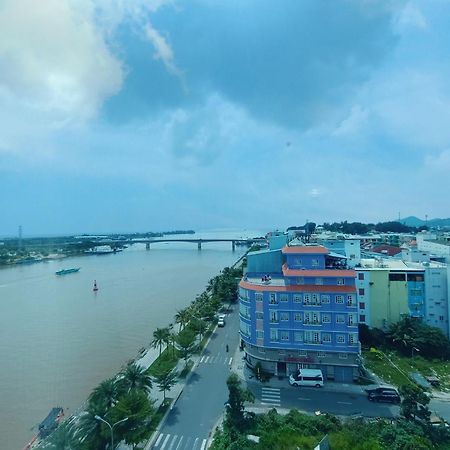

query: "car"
(289, 369), (324, 387)
(366, 386), (401, 403)
(218, 314), (226, 327)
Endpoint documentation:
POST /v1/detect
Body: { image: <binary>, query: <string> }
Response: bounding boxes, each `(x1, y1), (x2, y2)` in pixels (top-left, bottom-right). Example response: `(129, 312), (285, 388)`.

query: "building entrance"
(277, 361), (287, 376)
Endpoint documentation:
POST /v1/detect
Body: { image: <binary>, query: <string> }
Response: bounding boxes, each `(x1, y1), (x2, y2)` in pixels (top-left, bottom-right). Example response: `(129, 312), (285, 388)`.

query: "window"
(359, 314), (366, 322)
(255, 292), (263, 302)
(311, 294), (320, 305)
(313, 332), (320, 343)
(349, 334), (357, 344)
(322, 333), (331, 343)
(269, 293), (278, 304)
(256, 312), (264, 320)
(359, 302), (365, 310)
(410, 289), (423, 296)
(335, 295), (344, 304)
(359, 288), (365, 295)
(298, 350), (307, 357)
(256, 330), (264, 339)
(312, 312), (319, 324)
(336, 314), (345, 324)
(240, 321), (251, 337)
(294, 313), (302, 322)
(239, 304), (250, 319)
(389, 273), (405, 281)
(439, 315), (444, 321)
(322, 314), (331, 323)
(337, 334), (345, 343)
(347, 295), (355, 306)
(339, 353), (348, 359)
(280, 330), (289, 341)
(294, 331), (304, 342)
(280, 312), (289, 321)
(337, 278), (344, 285)
(407, 273), (424, 282)
(269, 311), (278, 323)
(239, 288), (249, 299)
(358, 273), (365, 280)
(297, 277), (304, 285)
(270, 329), (278, 341)
(304, 313), (311, 324)
(280, 293), (288, 302)
(317, 351), (327, 358)
(258, 347), (265, 354)
(348, 314), (356, 326)
(312, 258), (319, 267)
(321, 294), (330, 304)
(315, 278), (323, 285)
(293, 294), (302, 303)
(303, 293), (311, 304)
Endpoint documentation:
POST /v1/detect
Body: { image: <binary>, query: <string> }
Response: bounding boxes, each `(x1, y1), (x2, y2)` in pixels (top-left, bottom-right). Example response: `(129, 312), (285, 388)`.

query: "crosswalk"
(261, 387), (281, 407)
(152, 433), (208, 450)
(199, 355), (233, 365)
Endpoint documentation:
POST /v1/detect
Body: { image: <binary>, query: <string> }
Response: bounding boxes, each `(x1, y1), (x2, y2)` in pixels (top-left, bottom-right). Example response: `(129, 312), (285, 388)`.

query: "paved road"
(151, 307), (240, 450)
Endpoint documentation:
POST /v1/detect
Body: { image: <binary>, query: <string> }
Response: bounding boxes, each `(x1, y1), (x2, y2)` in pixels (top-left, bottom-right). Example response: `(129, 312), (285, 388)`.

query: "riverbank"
(33, 253), (246, 449)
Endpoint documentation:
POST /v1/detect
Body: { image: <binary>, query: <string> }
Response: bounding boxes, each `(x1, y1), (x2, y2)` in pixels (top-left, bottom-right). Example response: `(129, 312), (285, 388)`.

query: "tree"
(176, 329), (197, 367)
(109, 390), (155, 449)
(153, 368), (178, 401)
(89, 378), (120, 411)
(44, 422), (81, 450)
(175, 308), (191, 332)
(77, 403), (110, 450)
(118, 363), (152, 394)
(152, 327), (170, 356)
(400, 385), (431, 422)
(225, 373), (254, 434)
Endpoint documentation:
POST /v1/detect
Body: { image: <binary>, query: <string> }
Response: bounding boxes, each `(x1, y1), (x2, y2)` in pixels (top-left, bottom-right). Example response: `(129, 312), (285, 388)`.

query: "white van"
(289, 369), (324, 387)
(218, 314), (226, 327)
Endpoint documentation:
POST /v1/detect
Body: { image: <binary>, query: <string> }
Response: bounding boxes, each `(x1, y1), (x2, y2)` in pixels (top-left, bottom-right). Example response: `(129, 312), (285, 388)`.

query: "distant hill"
(400, 216), (450, 228)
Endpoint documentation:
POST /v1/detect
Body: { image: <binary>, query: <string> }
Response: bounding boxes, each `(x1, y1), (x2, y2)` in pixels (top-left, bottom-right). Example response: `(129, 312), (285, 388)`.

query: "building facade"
(239, 244), (360, 383)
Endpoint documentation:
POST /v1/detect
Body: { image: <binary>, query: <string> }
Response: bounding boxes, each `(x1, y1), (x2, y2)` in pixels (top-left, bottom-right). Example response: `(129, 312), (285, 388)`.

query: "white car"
(218, 314), (226, 327)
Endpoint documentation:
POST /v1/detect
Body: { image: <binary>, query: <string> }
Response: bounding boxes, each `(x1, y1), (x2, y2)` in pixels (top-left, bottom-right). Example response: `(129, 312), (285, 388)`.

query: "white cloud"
(395, 2), (428, 31)
(332, 105), (369, 137)
(425, 148), (450, 171)
(0, 0), (123, 122)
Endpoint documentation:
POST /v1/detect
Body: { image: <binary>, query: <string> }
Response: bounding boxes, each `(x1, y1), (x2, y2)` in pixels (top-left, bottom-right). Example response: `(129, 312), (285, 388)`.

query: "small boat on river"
(23, 407), (64, 450)
(55, 268), (80, 276)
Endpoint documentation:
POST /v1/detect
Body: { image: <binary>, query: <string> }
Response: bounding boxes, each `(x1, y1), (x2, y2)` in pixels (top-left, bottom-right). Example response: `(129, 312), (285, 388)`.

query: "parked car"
(366, 386), (401, 403)
(289, 369), (324, 387)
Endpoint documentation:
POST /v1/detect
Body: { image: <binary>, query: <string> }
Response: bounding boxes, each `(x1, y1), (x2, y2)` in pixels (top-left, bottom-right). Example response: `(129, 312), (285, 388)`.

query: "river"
(0, 230), (260, 450)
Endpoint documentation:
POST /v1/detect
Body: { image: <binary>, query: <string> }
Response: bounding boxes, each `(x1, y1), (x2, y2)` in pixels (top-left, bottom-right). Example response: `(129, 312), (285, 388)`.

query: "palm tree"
(175, 308), (191, 332)
(118, 363), (153, 394)
(88, 377), (120, 411)
(45, 421), (80, 450)
(168, 331), (178, 356)
(152, 327), (170, 356)
(153, 368), (178, 401)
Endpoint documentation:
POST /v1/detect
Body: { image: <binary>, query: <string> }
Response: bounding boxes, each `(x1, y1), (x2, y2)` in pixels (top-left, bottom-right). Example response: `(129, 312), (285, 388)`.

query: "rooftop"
(240, 278), (356, 293)
(282, 245), (329, 255)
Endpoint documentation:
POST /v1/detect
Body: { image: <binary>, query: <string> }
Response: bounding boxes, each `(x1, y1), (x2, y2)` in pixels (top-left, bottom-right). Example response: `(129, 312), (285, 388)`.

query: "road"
(151, 307), (241, 450)
(151, 306), (450, 450)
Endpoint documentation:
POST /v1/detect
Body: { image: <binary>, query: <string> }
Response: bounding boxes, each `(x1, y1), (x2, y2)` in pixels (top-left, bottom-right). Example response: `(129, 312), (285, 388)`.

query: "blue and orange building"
(239, 242), (360, 382)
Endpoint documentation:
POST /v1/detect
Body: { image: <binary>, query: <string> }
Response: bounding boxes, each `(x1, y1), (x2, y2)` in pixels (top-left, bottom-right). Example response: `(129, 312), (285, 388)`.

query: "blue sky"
(1, 0), (449, 236)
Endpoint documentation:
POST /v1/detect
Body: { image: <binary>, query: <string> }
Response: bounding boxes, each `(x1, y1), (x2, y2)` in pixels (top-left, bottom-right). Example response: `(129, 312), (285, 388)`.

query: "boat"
(55, 267), (80, 276)
(23, 407), (64, 450)
(93, 280), (99, 292)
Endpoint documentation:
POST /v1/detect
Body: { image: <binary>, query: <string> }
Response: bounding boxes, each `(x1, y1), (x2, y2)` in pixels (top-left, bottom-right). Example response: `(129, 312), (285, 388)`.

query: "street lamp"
(94, 415), (128, 450)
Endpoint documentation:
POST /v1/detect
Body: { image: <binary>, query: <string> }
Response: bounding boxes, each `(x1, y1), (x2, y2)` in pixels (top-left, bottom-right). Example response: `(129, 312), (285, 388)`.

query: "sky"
(1, 0), (450, 236)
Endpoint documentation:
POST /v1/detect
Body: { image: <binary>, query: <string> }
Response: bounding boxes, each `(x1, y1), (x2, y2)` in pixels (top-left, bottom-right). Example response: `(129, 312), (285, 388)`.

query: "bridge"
(98, 238), (267, 251)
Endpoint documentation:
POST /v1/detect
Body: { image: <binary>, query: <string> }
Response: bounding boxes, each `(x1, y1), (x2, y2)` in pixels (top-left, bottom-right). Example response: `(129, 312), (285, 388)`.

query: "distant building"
(239, 243), (359, 383)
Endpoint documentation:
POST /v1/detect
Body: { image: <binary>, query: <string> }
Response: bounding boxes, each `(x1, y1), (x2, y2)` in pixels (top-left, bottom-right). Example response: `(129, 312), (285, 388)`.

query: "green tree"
(89, 378), (120, 411)
(109, 390), (155, 449)
(118, 363), (153, 394)
(225, 373), (254, 434)
(175, 308), (191, 332)
(176, 329), (197, 367)
(44, 422), (81, 450)
(152, 327), (170, 356)
(400, 385), (431, 422)
(153, 368), (178, 401)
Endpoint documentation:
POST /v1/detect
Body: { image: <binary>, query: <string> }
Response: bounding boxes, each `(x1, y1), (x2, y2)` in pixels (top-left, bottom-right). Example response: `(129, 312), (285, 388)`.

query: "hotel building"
(239, 243), (360, 383)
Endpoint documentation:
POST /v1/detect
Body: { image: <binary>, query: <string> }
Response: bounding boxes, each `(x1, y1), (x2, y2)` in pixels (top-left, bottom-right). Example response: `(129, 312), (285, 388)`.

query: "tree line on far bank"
(38, 265), (242, 449)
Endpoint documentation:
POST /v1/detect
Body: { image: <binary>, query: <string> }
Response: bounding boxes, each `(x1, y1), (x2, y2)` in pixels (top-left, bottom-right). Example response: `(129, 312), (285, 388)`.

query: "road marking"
(193, 437), (199, 449)
(175, 436), (184, 450)
(337, 401), (353, 405)
(261, 401), (281, 406)
(200, 356), (205, 363)
(204, 356), (210, 363)
(298, 397), (311, 401)
(200, 438), (207, 450)
(160, 434), (171, 450)
(229, 357), (233, 365)
(262, 392), (280, 399)
(262, 387), (280, 392)
(167, 434), (178, 450)
(155, 433), (163, 447)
